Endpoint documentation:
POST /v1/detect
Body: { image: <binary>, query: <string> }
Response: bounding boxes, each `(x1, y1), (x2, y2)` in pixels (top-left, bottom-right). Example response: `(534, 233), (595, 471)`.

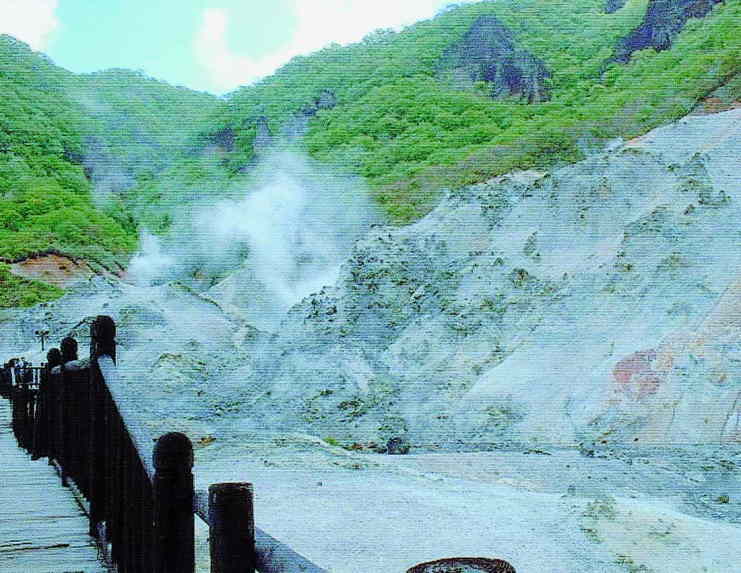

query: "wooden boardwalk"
(0, 398), (106, 572)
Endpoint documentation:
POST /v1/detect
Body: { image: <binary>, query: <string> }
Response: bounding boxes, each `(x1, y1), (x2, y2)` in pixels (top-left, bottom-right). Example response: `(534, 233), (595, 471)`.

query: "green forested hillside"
(71, 68), (224, 240)
(72, 68), (223, 181)
(0, 0), (738, 307)
(0, 35), (87, 207)
(220, 0), (739, 220)
(0, 35), (136, 306)
(0, 35), (221, 306)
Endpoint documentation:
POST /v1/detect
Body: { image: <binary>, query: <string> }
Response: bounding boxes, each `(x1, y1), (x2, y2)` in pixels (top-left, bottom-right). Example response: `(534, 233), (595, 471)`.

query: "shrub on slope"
(0, 262), (64, 308)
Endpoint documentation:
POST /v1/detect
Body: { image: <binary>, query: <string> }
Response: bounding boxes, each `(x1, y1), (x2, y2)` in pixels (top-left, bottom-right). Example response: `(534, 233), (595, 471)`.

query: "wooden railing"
(1, 362), (43, 451)
(2, 315), (327, 573)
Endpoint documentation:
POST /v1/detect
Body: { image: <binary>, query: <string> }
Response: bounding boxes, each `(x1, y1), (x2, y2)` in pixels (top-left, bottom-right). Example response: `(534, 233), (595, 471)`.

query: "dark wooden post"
(88, 361), (107, 538)
(32, 350), (58, 460)
(60, 336), (78, 363)
(45, 349), (61, 463)
(58, 362), (68, 486)
(11, 367), (26, 448)
(55, 336), (77, 487)
(109, 407), (123, 564)
(407, 558), (516, 573)
(88, 317), (115, 538)
(209, 483), (256, 573)
(0, 362), (9, 398)
(90, 315), (116, 363)
(153, 432), (195, 573)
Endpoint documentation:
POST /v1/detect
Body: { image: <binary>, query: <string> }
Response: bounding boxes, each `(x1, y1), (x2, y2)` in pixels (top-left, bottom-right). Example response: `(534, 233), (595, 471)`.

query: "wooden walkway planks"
(0, 398), (106, 572)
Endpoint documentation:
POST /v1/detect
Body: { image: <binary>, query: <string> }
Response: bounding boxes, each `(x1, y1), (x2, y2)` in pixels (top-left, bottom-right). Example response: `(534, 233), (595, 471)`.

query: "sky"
(0, 0), (472, 94)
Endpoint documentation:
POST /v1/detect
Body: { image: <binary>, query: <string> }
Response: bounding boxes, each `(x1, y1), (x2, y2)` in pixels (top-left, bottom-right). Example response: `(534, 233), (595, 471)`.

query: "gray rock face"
(386, 436), (410, 455)
(0, 278), (252, 440)
(315, 89), (337, 111)
(3, 111), (738, 460)
(613, 0), (723, 63)
(439, 15), (551, 103)
(229, 109), (741, 451)
(605, 0), (628, 13)
(209, 127), (235, 152)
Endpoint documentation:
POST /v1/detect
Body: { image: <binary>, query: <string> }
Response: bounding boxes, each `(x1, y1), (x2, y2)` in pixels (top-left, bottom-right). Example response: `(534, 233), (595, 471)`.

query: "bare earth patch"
(692, 97), (741, 116)
(9, 254), (95, 288)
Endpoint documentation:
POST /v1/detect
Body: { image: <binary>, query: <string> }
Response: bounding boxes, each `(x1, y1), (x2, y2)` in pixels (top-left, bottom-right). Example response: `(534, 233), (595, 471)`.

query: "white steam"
(127, 231), (176, 287)
(127, 151), (379, 330)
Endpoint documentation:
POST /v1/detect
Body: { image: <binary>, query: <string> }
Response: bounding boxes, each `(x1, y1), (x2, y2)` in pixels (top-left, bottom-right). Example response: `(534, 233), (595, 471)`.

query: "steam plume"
(127, 151), (379, 330)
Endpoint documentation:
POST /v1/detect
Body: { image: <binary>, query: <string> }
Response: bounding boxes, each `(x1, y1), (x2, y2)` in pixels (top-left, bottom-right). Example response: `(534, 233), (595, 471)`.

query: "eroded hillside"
(2, 107), (739, 573)
(214, 109), (741, 451)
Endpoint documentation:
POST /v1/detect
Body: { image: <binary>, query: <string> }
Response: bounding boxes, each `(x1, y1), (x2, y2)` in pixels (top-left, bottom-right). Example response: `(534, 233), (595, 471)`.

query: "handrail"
(1, 315), (328, 573)
(3, 364), (43, 451)
(97, 355), (156, 480)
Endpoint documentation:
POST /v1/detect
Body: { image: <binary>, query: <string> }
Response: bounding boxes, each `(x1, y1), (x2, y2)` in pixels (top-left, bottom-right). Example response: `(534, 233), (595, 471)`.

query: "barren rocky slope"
(2, 108), (740, 572)
(214, 108), (741, 454)
(3, 109), (738, 452)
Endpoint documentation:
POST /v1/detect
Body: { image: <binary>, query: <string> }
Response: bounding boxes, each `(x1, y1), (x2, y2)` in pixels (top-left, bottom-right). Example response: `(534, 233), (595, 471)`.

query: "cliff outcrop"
(614, 0), (724, 63)
(438, 15), (551, 103)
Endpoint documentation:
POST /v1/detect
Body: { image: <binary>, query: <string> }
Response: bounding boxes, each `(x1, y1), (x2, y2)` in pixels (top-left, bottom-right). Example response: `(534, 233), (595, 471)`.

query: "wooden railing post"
(33, 348), (61, 460)
(209, 483), (256, 573)
(57, 336), (78, 487)
(0, 361), (10, 398)
(60, 336), (78, 364)
(153, 432), (195, 573)
(11, 366), (27, 447)
(59, 338), (92, 494)
(58, 364), (68, 486)
(45, 349), (61, 464)
(89, 315), (116, 546)
(91, 315), (116, 364)
(88, 362), (107, 538)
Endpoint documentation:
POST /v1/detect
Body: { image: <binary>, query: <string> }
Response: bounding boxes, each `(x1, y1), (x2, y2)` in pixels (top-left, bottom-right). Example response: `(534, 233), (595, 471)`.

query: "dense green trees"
(220, 0), (739, 221)
(0, 36), (135, 304)
(0, 36), (219, 306)
(71, 68), (223, 181)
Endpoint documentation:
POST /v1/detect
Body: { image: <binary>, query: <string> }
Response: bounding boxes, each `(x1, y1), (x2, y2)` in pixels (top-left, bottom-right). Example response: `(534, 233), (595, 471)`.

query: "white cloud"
(0, 0), (59, 50)
(291, 0), (458, 50)
(195, 1), (472, 93)
(194, 8), (255, 93)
